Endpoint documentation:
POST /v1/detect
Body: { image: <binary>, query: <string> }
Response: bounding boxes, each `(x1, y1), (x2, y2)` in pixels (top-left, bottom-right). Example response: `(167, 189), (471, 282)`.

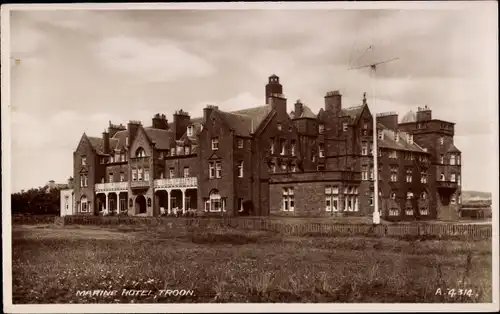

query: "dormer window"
(342, 122), (348, 132)
(395, 132), (400, 142)
(319, 124), (325, 134)
(184, 146), (190, 155)
(135, 147), (146, 158)
(408, 134), (414, 145)
(277, 123), (282, 131)
(81, 156), (87, 166)
(237, 139), (244, 148)
(211, 137), (219, 150)
(187, 126), (193, 137)
(377, 130), (383, 140)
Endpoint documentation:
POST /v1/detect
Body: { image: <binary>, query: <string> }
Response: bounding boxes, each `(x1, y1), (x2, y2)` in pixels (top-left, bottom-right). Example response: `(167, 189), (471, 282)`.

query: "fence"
(12, 215), (58, 225)
(49, 215), (493, 240)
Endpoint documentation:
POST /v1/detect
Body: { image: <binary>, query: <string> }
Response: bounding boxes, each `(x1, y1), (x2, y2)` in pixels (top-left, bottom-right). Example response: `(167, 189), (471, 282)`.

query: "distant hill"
(462, 190), (492, 201)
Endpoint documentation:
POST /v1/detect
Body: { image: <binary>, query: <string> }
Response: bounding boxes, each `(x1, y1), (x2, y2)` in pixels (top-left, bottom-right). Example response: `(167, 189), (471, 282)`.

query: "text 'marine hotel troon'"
(64, 74), (462, 221)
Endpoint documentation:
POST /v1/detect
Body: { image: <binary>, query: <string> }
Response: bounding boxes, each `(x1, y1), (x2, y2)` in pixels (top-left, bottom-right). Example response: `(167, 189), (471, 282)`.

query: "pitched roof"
(317, 108), (326, 121)
(229, 105), (273, 129)
(341, 105), (365, 122)
(87, 136), (105, 154)
(290, 104), (317, 119)
(446, 143), (461, 153)
(144, 127), (175, 150)
(111, 130), (128, 151)
(377, 123), (427, 153)
(211, 105), (272, 137)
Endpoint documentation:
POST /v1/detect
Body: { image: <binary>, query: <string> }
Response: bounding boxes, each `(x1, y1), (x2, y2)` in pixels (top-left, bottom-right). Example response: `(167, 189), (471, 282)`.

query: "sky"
(6, 3), (498, 193)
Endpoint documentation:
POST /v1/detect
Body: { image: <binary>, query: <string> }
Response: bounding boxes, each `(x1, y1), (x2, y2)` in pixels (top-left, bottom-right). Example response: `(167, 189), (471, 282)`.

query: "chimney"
(68, 176), (74, 189)
(102, 131), (110, 154)
(376, 112), (399, 130)
(294, 99), (304, 118)
(268, 93), (287, 116)
(203, 105), (218, 126)
(152, 113), (169, 130)
(265, 74), (283, 104)
(127, 120), (141, 148)
(108, 121), (126, 137)
(416, 105), (432, 122)
(324, 90), (342, 116)
(173, 109), (191, 140)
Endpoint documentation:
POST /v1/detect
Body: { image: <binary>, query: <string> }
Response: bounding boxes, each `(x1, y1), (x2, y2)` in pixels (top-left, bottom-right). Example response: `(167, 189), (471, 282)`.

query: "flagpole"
(371, 68), (380, 225)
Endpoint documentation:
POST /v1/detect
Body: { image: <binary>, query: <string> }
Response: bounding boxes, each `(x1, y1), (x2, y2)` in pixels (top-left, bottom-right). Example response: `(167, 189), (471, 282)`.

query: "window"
(270, 138), (275, 154)
(209, 190), (223, 212)
(457, 174), (461, 186)
(280, 139), (286, 155)
(369, 143), (373, 156)
(185, 196), (191, 210)
(420, 208), (429, 216)
(136, 147), (146, 158)
(238, 198), (244, 212)
(282, 187), (295, 211)
(291, 140), (296, 156)
(291, 165), (297, 172)
(269, 163), (276, 173)
(377, 130), (383, 140)
(362, 165), (369, 181)
(390, 192), (396, 200)
(420, 192), (427, 200)
(317, 164), (325, 171)
(237, 161), (244, 178)
(120, 199), (126, 212)
(378, 148), (382, 157)
(215, 161), (222, 178)
(407, 191), (414, 199)
(211, 137), (219, 150)
(237, 139), (243, 148)
(319, 144), (325, 158)
(457, 155), (461, 165)
(325, 185), (339, 212)
(361, 142), (368, 156)
(405, 202), (414, 216)
(144, 169), (150, 181)
(319, 124), (325, 134)
(312, 153), (316, 162)
(408, 134), (414, 145)
(119, 172), (125, 182)
(406, 169), (413, 183)
(343, 186), (359, 212)
(369, 191), (374, 206)
(81, 156), (87, 166)
(440, 154), (444, 164)
(395, 132), (400, 142)
(342, 122), (348, 131)
(121, 154), (125, 162)
(209, 163), (215, 179)
(451, 195), (456, 205)
(169, 168), (175, 179)
(170, 147), (176, 156)
(183, 167), (190, 178)
(160, 172), (164, 179)
(277, 123), (282, 131)
(281, 163), (287, 172)
(80, 196), (88, 213)
(132, 169), (137, 181)
(184, 146), (190, 155)
(363, 122), (369, 129)
(138, 168), (143, 181)
(439, 173), (445, 181)
(369, 166), (374, 181)
(440, 137), (444, 145)
(420, 170), (428, 183)
(390, 166), (398, 182)
(450, 154), (456, 165)
(389, 207), (400, 216)
(389, 150), (397, 159)
(450, 173), (456, 182)
(108, 173), (114, 183)
(187, 126), (193, 137)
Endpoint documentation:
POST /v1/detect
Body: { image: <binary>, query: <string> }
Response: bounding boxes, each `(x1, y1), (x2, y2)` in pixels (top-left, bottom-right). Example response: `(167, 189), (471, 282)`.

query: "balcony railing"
(130, 180), (151, 189)
(154, 177), (198, 189)
(95, 181), (128, 193)
(436, 180), (458, 189)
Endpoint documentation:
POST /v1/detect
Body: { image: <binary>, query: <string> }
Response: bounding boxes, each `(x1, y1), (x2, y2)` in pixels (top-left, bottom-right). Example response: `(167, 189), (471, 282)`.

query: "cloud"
(95, 36), (216, 83)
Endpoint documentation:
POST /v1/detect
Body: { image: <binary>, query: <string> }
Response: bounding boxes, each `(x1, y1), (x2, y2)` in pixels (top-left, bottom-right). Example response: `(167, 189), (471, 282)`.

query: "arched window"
(440, 173), (445, 181)
(135, 147), (146, 158)
(420, 192), (427, 200)
(390, 192), (396, 200)
(209, 190), (222, 212)
(80, 195), (88, 212)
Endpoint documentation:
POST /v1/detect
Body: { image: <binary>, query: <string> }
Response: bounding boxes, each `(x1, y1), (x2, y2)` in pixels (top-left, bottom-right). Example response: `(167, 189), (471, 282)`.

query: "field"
(11, 224), (492, 303)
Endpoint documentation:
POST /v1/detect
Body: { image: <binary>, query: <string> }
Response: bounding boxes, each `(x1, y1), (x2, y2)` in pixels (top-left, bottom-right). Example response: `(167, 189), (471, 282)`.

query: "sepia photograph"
(2, 1), (498, 313)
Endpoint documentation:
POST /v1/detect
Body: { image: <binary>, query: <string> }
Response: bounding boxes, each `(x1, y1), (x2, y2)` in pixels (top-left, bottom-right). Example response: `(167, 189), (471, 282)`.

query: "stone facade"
(71, 75), (461, 221)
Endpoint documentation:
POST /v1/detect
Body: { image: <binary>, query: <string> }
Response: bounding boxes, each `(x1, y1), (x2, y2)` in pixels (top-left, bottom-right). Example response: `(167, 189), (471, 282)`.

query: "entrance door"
(135, 195), (147, 214)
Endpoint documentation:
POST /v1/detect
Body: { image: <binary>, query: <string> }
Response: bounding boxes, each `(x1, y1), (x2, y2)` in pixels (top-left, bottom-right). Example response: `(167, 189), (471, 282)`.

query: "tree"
(11, 186), (62, 215)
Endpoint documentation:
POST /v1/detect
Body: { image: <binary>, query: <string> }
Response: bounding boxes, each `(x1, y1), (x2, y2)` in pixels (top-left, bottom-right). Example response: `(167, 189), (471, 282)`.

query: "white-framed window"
(291, 140), (296, 156)
(187, 126), (193, 137)
(369, 191), (374, 206)
(390, 192), (396, 200)
(280, 139), (286, 155)
(439, 173), (445, 181)
(80, 196), (88, 213)
(362, 165), (368, 181)
(325, 185), (339, 212)
(81, 156), (87, 166)
(363, 122), (369, 130)
(281, 163), (287, 172)
(319, 124), (325, 134)
(132, 169), (137, 181)
(80, 175), (84, 187)
(160, 172), (164, 179)
(420, 170), (428, 183)
(406, 168), (413, 183)
(238, 198), (244, 212)
(420, 208), (429, 216)
(451, 195), (456, 204)
(120, 172), (125, 182)
(408, 134), (414, 145)
(237, 139), (244, 148)
(389, 207), (400, 216)
(420, 191), (427, 200)
(407, 191), (414, 199)
(440, 154), (444, 164)
(170, 147), (176, 156)
(282, 187), (295, 212)
(389, 150), (397, 159)
(450, 154), (456, 165)
(440, 137), (444, 145)
(457, 174), (461, 186)
(211, 137), (219, 150)
(377, 129), (383, 140)
(209, 190), (223, 212)
(378, 148), (382, 157)
(291, 165), (297, 172)
(342, 122), (348, 131)
(237, 161), (244, 178)
(390, 166), (398, 182)
(121, 154), (125, 162)
(369, 166), (374, 181)
(395, 132), (400, 142)
(270, 163), (276, 173)
(136, 147), (146, 158)
(319, 144), (325, 158)
(215, 161), (222, 178)
(108, 173), (114, 183)
(138, 168), (143, 181)
(277, 123), (282, 131)
(405, 207), (414, 216)
(361, 142), (368, 156)
(450, 173), (456, 182)
(457, 155), (461, 165)
(270, 138), (275, 154)
(169, 168), (175, 179)
(209, 162), (215, 179)
(144, 169), (150, 181)
(183, 167), (190, 178)
(184, 146), (190, 155)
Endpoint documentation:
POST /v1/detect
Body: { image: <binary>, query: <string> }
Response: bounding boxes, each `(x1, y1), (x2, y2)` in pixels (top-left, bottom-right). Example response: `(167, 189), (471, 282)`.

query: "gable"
(75, 134), (95, 155)
(208, 151), (222, 160)
(129, 126), (153, 157)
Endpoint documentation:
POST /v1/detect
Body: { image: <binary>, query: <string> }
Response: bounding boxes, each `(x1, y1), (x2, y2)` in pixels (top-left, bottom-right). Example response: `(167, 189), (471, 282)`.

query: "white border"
(1, 1), (499, 313)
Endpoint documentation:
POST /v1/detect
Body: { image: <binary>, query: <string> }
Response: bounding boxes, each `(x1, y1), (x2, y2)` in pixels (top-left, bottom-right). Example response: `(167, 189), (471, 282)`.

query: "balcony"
(154, 177), (198, 189)
(130, 180), (151, 189)
(95, 181), (128, 193)
(436, 180), (458, 190)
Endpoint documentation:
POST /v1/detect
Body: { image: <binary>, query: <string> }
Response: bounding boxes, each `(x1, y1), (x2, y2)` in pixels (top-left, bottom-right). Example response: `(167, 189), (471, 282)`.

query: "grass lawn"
(11, 224), (492, 303)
